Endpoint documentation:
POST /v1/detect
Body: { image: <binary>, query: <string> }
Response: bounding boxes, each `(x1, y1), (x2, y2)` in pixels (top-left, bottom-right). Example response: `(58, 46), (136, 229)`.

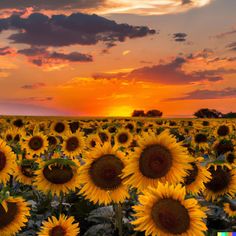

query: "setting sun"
(107, 106), (134, 117)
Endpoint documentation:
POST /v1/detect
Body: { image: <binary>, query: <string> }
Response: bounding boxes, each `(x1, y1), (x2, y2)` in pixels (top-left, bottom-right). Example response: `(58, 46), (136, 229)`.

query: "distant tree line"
(132, 109), (163, 117)
(194, 108), (236, 118)
(132, 108), (236, 118)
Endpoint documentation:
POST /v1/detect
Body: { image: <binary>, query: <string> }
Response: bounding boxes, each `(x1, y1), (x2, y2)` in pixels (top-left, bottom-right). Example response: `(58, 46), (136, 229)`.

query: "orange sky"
(0, 0), (236, 117)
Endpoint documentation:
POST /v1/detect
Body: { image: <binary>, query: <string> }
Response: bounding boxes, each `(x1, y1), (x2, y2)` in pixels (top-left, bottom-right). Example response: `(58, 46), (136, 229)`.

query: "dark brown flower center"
(0, 202), (18, 229)
(13, 119), (23, 128)
(48, 136), (57, 146)
(6, 134), (13, 142)
(14, 134), (20, 142)
(54, 122), (65, 133)
(69, 121), (79, 133)
(50, 225), (66, 236)
(66, 137), (79, 152)
(90, 140), (96, 148)
(108, 126), (117, 133)
(183, 162), (199, 185)
(151, 198), (190, 234)
(0, 151), (7, 171)
(205, 166), (231, 192)
(89, 154), (124, 190)
(226, 153), (235, 164)
(194, 133), (207, 143)
(202, 121), (209, 126)
(217, 125), (230, 137)
(43, 165), (74, 184)
(139, 145), (173, 179)
(215, 140), (234, 155)
(98, 132), (109, 142)
(118, 133), (129, 144)
(125, 123), (134, 131)
(21, 164), (35, 178)
(28, 136), (44, 151)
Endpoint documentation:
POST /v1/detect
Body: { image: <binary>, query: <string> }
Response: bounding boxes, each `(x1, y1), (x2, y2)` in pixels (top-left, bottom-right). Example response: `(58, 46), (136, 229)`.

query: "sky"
(0, 0), (236, 117)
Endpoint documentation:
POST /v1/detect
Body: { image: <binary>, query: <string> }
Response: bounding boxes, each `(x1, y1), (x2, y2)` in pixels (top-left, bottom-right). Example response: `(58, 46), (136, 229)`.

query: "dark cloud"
(194, 67), (236, 77)
(0, 46), (14, 55)
(227, 42), (236, 51)
(165, 88), (236, 101)
(182, 0), (192, 5)
(0, 13), (156, 47)
(21, 82), (45, 89)
(0, 0), (104, 10)
(187, 48), (214, 59)
(173, 32), (187, 42)
(93, 57), (223, 85)
(18, 47), (93, 66)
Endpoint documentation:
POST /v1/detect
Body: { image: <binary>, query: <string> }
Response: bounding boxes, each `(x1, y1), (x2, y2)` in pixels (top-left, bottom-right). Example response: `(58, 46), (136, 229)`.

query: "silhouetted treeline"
(132, 109), (163, 117)
(194, 108), (236, 118)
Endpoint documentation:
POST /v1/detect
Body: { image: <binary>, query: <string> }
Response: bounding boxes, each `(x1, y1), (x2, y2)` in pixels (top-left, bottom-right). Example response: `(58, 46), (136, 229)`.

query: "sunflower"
(21, 131), (48, 157)
(14, 159), (37, 186)
(2, 127), (23, 144)
(38, 214), (79, 236)
(51, 120), (69, 136)
(86, 134), (101, 149)
(0, 139), (16, 185)
(191, 132), (209, 150)
(214, 123), (232, 138)
(182, 157), (212, 195)
(69, 121), (80, 133)
(114, 128), (133, 147)
(132, 182), (207, 236)
(225, 152), (236, 166)
(62, 131), (85, 158)
(122, 130), (193, 191)
(97, 129), (111, 143)
(79, 143), (129, 205)
(0, 196), (30, 236)
(12, 118), (24, 129)
(224, 202), (236, 218)
(34, 158), (80, 196)
(203, 164), (236, 201)
(124, 121), (137, 132)
(47, 135), (59, 150)
(214, 139), (235, 156)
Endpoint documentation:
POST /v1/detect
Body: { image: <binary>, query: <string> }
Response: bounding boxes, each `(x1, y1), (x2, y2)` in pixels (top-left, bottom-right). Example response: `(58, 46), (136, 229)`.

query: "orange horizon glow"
(0, 0), (236, 117)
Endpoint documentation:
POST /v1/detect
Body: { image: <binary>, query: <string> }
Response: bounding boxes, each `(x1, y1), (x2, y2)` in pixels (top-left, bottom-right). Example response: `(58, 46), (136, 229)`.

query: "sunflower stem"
(115, 203), (123, 236)
(59, 192), (63, 215)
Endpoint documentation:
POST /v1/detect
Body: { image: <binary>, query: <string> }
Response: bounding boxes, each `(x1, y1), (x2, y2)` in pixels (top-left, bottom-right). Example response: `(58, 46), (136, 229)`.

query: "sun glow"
(107, 106), (134, 117)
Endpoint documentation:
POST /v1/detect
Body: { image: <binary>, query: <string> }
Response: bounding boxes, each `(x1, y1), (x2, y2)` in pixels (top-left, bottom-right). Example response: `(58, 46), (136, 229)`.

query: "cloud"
(0, 46), (15, 55)
(215, 30), (236, 39)
(6, 96), (54, 102)
(21, 82), (46, 89)
(29, 97), (53, 102)
(18, 47), (93, 66)
(182, 0), (192, 4)
(0, 13), (155, 48)
(0, 101), (70, 116)
(165, 88), (236, 101)
(173, 33), (188, 42)
(93, 57), (223, 85)
(0, 0), (214, 16)
(227, 42), (236, 51)
(0, 0), (105, 11)
(186, 48), (214, 59)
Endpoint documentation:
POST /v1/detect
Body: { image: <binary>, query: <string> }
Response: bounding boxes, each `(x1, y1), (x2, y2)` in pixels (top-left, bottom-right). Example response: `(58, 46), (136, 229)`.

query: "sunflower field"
(0, 116), (236, 236)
